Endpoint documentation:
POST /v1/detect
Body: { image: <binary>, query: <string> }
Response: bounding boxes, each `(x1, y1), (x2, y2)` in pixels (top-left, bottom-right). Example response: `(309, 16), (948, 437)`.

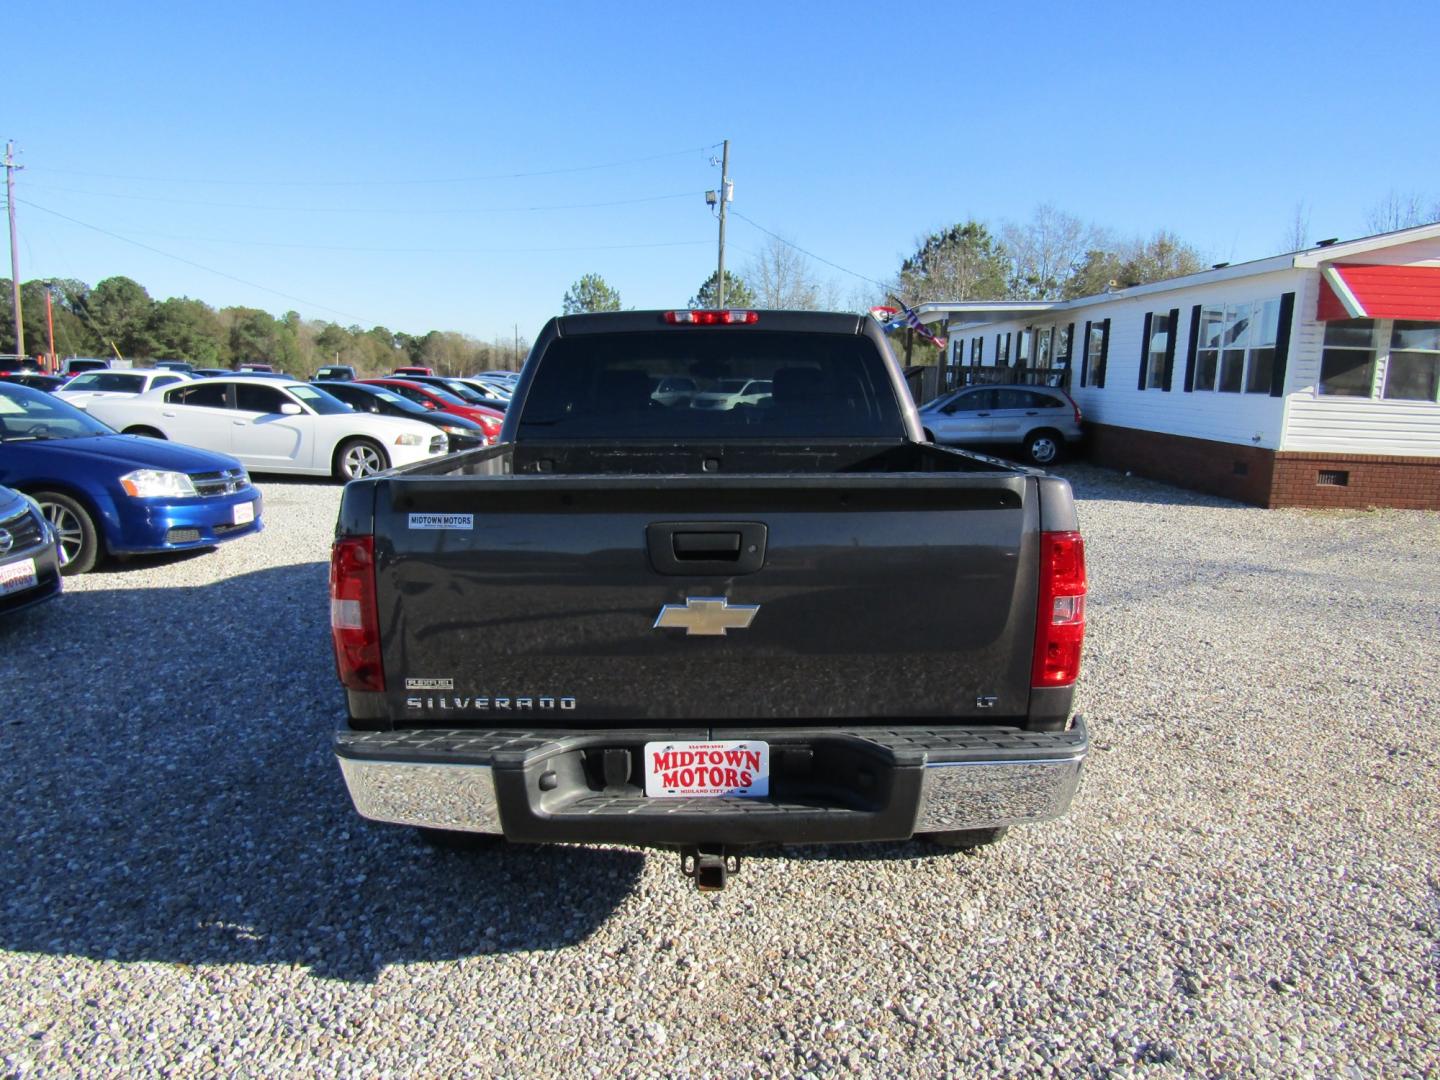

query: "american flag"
(887, 302), (947, 350)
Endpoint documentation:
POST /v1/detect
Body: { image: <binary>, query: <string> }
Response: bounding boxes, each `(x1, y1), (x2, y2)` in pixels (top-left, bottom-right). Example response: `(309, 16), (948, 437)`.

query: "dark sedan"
(0, 483), (62, 614)
(314, 381), (489, 451)
(0, 382), (263, 575)
(406, 374), (510, 410)
(0, 373), (67, 393)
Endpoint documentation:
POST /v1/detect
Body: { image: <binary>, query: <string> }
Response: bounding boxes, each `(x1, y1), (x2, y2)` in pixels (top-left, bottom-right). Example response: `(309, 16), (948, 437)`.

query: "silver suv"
(918, 384), (1082, 465)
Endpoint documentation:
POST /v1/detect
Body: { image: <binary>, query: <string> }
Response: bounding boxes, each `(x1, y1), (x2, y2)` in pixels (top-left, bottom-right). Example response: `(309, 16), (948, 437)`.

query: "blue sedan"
(0, 382), (263, 574)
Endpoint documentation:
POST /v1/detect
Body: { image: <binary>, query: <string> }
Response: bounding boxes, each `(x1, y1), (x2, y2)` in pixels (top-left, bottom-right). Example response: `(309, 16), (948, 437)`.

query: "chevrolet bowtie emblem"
(653, 597), (760, 636)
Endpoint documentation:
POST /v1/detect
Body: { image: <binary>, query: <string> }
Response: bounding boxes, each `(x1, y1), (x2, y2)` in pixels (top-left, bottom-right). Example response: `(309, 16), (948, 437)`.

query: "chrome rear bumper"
(335, 720), (1087, 842)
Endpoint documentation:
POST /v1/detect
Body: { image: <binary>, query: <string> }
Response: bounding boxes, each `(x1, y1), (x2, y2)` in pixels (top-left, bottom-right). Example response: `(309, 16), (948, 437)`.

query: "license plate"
(643, 740), (769, 798)
(0, 558), (37, 596)
(232, 501), (255, 525)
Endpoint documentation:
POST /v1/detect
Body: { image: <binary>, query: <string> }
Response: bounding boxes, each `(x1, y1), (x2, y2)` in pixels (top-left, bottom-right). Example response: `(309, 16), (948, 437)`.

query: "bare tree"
(1365, 189), (1439, 234)
(745, 235), (825, 309)
(1280, 201), (1311, 252)
(1001, 204), (1093, 300)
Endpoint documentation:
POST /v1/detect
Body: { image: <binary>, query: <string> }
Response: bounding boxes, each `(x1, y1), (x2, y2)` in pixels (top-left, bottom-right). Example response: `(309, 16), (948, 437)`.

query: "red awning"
(1317, 264), (1440, 321)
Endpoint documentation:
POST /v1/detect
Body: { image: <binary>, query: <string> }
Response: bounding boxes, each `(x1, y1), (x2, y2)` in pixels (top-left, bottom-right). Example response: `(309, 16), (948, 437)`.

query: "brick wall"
(1270, 453), (1440, 510)
(1084, 424), (1277, 505)
(1083, 424), (1440, 509)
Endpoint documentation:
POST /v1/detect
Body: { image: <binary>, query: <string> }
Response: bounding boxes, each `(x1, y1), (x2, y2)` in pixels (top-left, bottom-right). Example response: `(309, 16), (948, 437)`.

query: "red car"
(392, 366), (435, 377)
(361, 379), (504, 443)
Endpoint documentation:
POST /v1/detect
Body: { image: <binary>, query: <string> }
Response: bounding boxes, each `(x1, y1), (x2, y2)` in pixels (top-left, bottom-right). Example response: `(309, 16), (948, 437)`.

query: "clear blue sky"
(9, 0), (1438, 342)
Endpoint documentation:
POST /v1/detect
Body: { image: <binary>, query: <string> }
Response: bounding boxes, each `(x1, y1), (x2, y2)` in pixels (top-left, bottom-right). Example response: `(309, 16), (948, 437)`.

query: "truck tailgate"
(371, 472), (1038, 725)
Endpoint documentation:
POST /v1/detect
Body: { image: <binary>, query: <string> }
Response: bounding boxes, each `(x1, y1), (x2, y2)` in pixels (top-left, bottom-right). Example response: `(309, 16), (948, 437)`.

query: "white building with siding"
(911, 223), (1440, 508)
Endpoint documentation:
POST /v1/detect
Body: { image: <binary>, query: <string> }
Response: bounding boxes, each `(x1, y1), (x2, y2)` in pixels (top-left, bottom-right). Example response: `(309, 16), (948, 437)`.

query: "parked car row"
(85, 376), (451, 480)
(0, 361), (524, 597)
(358, 379), (504, 442)
(315, 382), (491, 451)
(0, 382), (263, 576)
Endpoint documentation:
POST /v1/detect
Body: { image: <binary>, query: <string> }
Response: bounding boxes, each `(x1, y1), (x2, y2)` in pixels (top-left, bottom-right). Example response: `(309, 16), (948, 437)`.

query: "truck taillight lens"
(331, 536), (384, 692)
(1032, 531), (1086, 687)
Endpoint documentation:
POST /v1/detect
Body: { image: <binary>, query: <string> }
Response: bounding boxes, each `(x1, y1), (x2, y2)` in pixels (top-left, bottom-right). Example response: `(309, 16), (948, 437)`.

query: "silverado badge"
(653, 597), (760, 637)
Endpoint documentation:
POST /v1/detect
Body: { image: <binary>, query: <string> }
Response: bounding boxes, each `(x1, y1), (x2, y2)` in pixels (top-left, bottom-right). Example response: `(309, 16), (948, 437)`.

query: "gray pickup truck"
(330, 310), (1088, 889)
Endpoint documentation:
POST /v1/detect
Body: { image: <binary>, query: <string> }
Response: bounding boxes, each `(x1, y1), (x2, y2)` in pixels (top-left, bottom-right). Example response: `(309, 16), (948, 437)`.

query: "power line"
(19, 198), (373, 324)
(26, 143), (723, 188)
(730, 210), (889, 289)
(25, 182), (706, 216)
(79, 232), (714, 255)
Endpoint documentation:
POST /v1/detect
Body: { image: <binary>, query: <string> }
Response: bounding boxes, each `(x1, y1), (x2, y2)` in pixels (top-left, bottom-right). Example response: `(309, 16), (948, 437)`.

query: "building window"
(1145, 311), (1171, 389)
(1383, 321), (1440, 401)
(970, 337), (983, 365)
(1319, 319), (1378, 397)
(1017, 330), (1032, 365)
(996, 333), (1010, 365)
(1195, 299), (1280, 394)
(1035, 327), (1053, 370)
(1086, 321), (1108, 387)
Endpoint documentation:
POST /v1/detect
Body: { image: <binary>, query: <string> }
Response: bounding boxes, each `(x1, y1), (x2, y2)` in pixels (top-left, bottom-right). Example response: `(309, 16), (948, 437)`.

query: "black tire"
(416, 827), (505, 852)
(1023, 430), (1063, 466)
(122, 426), (166, 439)
(33, 490), (101, 575)
(921, 826), (1009, 851)
(334, 437), (389, 481)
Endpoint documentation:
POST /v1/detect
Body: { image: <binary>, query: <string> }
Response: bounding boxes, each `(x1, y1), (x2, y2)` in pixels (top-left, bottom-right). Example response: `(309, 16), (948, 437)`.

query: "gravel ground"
(1, 465), (1437, 1078)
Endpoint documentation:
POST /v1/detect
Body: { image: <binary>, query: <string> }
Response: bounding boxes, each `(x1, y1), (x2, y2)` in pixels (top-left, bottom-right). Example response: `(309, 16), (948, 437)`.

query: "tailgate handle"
(673, 531), (741, 558)
(647, 521), (767, 576)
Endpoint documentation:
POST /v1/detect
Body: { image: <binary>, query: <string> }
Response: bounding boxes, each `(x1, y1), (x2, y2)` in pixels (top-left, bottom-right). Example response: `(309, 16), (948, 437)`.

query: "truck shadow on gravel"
(0, 563), (645, 983)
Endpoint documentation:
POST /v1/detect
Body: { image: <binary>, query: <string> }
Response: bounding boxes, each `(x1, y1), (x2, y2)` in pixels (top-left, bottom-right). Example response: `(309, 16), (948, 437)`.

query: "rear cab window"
(518, 329), (904, 439)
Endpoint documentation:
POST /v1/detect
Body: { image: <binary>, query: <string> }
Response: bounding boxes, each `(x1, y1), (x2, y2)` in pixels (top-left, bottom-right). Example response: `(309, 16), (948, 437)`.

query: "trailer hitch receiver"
(681, 845), (741, 891)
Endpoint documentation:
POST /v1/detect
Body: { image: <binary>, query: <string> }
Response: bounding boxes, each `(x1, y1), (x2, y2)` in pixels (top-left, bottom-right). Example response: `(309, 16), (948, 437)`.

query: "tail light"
(1032, 531), (1086, 687)
(331, 536), (384, 692)
(663, 310), (759, 325)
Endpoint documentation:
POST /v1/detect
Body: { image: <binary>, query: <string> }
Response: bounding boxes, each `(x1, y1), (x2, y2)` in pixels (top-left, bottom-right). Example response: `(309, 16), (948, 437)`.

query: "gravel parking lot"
(2, 465), (1436, 1077)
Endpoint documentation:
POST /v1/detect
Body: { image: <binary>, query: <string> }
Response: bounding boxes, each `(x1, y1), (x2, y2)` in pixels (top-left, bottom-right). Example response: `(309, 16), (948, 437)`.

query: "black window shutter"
(1097, 319), (1111, 387)
(1079, 321), (1092, 386)
(1162, 307), (1180, 391)
(1064, 322), (1075, 366)
(977, 336), (983, 363)
(1183, 304), (1201, 392)
(1005, 332), (1012, 365)
(995, 332), (1001, 361)
(1138, 312), (1154, 390)
(1270, 292), (1296, 397)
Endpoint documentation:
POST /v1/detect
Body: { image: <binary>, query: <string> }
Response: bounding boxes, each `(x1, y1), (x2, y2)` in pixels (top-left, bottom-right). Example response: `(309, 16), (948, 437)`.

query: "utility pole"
(5, 141), (23, 357)
(44, 285), (56, 373)
(716, 139), (730, 309)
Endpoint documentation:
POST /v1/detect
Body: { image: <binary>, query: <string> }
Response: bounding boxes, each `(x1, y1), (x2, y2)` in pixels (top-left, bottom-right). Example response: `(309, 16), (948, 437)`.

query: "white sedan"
(55, 368), (192, 409)
(87, 376), (449, 480)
